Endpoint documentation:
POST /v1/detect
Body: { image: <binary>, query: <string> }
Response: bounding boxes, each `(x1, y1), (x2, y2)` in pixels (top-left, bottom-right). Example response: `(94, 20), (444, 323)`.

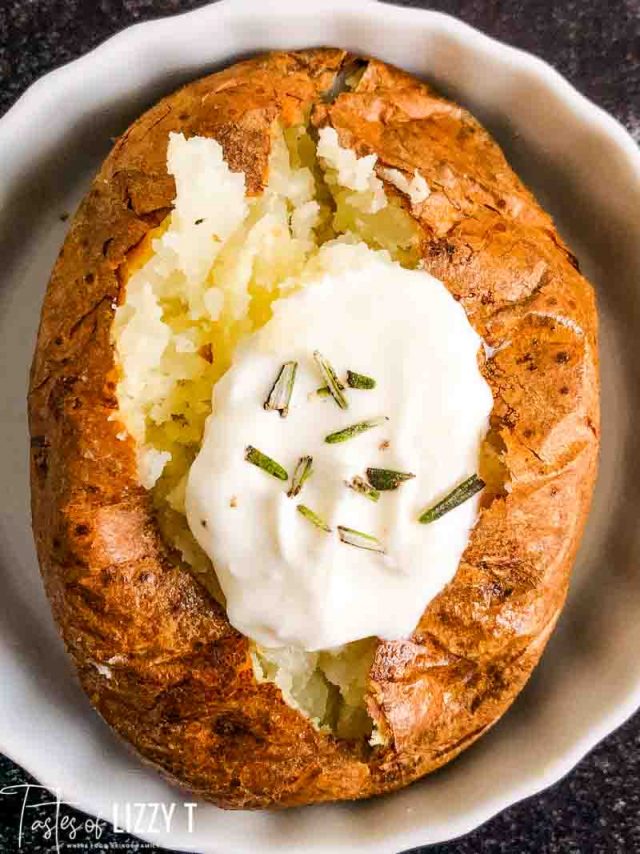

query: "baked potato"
(28, 49), (599, 808)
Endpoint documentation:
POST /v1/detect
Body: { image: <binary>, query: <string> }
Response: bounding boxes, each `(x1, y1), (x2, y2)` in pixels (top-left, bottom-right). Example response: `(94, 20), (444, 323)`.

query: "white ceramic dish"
(1, 0), (640, 851)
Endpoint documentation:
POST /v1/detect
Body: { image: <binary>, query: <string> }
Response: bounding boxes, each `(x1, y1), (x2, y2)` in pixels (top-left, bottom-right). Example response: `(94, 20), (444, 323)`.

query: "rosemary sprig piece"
(347, 370), (376, 390)
(287, 456), (313, 498)
(316, 381), (344, 398)
(313, 351), (348, 409)
(366, 468), (415, 491)
(418, 474), (486, 524)
(345, 476), (380, 502)
(264, 361), (297, 417)
(297, 504), (332, 533)
(325, 416), (388, 444)
(337, 525), (385, 554)
(244, 445), (288, 481)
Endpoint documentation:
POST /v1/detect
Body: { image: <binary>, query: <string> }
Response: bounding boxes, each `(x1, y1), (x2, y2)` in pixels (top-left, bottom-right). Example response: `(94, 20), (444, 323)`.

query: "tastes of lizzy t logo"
(0, 784), (197, 852)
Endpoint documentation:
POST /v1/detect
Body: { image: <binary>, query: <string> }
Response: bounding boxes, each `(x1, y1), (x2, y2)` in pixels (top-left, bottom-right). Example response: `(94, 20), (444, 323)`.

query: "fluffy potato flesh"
(114, 122), (421, 738)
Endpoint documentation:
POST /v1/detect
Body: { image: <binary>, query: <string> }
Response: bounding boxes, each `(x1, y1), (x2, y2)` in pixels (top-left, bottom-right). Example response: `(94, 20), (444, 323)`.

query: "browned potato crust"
(28, 49), (599, 808)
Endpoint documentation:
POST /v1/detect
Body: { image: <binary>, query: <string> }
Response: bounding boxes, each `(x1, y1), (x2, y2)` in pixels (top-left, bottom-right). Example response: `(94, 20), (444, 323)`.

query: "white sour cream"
(186, 243), (493, 651)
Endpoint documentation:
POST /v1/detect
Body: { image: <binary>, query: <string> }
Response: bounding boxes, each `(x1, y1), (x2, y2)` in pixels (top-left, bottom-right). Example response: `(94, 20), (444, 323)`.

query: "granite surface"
(0, 1), (639, 852)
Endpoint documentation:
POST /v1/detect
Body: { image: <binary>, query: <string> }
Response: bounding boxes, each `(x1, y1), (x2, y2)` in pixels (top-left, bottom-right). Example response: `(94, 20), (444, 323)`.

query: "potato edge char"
(28, 49), (599, 809)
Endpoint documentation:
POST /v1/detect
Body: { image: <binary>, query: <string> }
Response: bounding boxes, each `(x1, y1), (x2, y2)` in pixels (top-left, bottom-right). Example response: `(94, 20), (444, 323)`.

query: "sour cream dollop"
(186, 243), (493, 650)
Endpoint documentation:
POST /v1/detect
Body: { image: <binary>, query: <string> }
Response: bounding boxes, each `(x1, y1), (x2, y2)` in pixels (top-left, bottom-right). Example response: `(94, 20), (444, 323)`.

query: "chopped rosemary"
(244, 445), (288, 481)
(347, 370), (376, 390)
(287, 456), (313, 498)
(264, 361), (297, 417)
(418, 474), (486, 524)
(366, 468), (415, 491)
(345, 475), (380, 502)
(297, 504), (332, 533)
(316, 381), (344, 398)
(313, 351), (348, 409)
(325, 416), (388, 444)
(194, 218), (205, 225)
(337, 526), (385, 554)
(318, 371), (374, 394)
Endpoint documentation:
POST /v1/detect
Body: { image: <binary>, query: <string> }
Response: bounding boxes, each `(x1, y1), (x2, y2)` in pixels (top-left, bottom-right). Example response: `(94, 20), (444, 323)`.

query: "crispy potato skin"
(28, 50), (599, 808)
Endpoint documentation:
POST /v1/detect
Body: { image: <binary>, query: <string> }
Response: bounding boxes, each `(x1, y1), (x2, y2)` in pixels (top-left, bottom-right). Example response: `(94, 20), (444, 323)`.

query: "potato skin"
(28, 49), (599, 808)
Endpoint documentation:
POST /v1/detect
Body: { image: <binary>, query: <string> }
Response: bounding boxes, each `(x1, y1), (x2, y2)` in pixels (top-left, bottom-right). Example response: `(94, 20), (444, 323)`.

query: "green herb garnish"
(325, 416), (388, 444)
(194, 218), (205, 225)
(287, 456), (313, 498)
(316, 381), (345, 398)
(345, 476), (380, 502)
(347, 370), (376, 390)
(244, 445), (288, 481)
(337, 526), (385, 554)
(264, 361), (298, 417)
(366, 468), (415, 491)
(418, 474), (485, 524)
(297, 504), (332, 533)
(313, 351), (348, 409)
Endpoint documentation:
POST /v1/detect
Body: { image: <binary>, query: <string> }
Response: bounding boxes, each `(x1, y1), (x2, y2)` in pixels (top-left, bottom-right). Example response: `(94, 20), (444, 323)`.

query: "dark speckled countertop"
(1, 1), (639, 852)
